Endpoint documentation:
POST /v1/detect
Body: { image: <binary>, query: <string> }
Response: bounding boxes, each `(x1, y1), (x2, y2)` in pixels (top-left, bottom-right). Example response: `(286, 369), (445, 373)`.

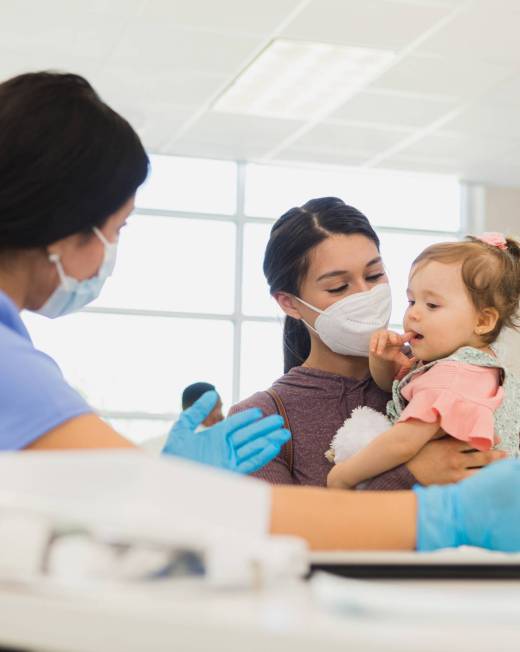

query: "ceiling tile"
(110, 19), (263, 75)
(484, 75), (520, 107)
(137, 107), (195, 155)
(282, 0), (450, 50)
(397, 130), (513, 162)
(0, 53), (100, 83)
(95, 65), (227, 109)
(442, 104), (520, 141)
(331, 90), (457, 128)
(272, 147), (371, 167)
(169, 140), (273, 161)
(375, 155), (461, 175)
(370, 54), (513, 101)
(142, 0), (303, 35)
(0, 4), (132, 60)
(170, 111), (304, 159)
(0, 0), (145, 19)
(419, 0), (468, 4)
(292, 122), (414, 155)
(417, 1), (520, 66)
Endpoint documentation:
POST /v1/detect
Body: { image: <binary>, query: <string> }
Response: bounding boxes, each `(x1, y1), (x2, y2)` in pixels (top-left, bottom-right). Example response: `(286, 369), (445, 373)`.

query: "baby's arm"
(327, 419), (440, 490)
(369, 330), (416, 392)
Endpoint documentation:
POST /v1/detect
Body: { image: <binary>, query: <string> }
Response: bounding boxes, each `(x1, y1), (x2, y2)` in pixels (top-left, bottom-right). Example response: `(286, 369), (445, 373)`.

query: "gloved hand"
(162, 390), (291, 474)
(414, 459), (520, 552)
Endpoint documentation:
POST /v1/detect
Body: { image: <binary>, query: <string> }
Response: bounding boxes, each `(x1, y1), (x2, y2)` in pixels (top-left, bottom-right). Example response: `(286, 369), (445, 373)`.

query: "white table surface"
(0, 574), (519, 652)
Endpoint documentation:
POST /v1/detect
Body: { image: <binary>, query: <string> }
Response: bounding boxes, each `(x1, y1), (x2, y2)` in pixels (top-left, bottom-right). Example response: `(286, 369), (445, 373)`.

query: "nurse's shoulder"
(0, 291), (132, 451)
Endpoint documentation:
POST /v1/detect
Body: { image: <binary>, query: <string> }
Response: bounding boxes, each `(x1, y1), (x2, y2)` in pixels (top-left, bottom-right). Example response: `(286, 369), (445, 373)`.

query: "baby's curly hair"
(412, 235), (520, 344)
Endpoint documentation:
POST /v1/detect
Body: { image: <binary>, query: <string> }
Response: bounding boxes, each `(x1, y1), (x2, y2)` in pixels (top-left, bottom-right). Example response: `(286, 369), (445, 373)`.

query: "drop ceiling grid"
(0, 0), (519, 184)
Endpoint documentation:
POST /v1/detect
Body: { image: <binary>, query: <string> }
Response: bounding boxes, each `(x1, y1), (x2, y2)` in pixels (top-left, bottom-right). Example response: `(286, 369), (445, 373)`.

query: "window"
(24, 312), (233, 415)
(24, 155), (463, 443)
(240, 320), (284, 399)
(245, 163), (461, 231)
(242, 223), (283, 318)
(136, 155), (236, 215)
(92, 215), (236, 314)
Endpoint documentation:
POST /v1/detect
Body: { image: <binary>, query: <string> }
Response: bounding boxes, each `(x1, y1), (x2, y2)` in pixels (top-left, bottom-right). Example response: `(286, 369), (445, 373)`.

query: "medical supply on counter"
(0, 452), (307, 590)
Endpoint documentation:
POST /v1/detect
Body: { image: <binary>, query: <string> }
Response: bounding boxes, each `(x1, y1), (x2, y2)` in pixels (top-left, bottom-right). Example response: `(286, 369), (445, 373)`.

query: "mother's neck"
(303, 340), (370, 380)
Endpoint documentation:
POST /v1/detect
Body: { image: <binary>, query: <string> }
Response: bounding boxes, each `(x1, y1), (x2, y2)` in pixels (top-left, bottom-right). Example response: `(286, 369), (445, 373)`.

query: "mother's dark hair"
(263, 197), (380, 373)
(0, 71), (149, 251)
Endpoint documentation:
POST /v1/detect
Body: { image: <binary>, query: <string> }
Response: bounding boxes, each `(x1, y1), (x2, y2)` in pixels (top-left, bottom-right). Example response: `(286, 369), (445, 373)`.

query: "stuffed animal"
(325, 406), (391, 464)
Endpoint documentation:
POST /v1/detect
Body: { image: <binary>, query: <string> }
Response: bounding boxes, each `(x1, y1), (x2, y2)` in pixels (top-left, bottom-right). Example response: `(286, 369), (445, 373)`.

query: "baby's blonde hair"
(412, 235), (520, 344)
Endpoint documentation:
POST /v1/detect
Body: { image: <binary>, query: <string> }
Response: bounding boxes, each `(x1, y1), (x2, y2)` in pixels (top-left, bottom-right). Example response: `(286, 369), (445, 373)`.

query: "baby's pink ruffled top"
(397, 361), (503, 450)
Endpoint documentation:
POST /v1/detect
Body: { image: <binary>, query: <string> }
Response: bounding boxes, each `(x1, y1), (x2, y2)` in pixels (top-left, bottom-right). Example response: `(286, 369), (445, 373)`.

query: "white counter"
(0, 575), (519, 652)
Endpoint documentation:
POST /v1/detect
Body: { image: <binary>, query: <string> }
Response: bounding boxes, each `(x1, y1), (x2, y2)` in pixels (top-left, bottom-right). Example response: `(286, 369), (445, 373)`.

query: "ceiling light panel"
(213, 38), (395, 120)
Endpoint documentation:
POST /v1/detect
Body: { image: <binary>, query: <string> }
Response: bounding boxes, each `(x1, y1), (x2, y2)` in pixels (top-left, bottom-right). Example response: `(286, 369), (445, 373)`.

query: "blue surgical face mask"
(36, 227), (118, 319)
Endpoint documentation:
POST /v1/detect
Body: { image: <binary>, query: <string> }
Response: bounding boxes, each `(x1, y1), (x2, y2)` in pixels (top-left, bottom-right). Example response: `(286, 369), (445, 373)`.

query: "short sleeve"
(0, 325), (92, 450)
(397, 361), (503, 451)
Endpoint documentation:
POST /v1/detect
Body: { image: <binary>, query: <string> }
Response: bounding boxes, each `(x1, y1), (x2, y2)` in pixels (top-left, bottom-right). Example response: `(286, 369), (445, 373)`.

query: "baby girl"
(328, 233), (520, 490)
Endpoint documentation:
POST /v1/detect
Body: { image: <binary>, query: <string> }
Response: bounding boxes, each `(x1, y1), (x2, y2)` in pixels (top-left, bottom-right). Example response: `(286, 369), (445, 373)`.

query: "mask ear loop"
(93, 226), (111, 247)
(293, 296), (322, 335)
(48, 252), (71, 290)
(294, 295), (325, 315)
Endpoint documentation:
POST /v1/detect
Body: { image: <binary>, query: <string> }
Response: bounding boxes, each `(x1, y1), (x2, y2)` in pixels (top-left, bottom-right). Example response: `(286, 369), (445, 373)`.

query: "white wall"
(482, 185), (520, 374)
(484, 186), (520, 236)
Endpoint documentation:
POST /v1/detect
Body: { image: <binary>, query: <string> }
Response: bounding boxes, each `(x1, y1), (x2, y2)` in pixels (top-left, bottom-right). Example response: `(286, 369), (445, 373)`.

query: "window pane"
(92, 215), (235, 314)
(136, 155), (237, 214)
(242, 223), (284, 318)
(240, 321), (284, 400)
(246, 163), (460, 231)
(22, 312), (233, 413)
(380, 232), (452, 327)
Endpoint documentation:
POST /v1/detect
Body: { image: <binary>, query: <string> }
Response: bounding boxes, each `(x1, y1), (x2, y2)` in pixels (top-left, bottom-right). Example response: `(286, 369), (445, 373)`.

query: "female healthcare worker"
(1, 70), (520, 553)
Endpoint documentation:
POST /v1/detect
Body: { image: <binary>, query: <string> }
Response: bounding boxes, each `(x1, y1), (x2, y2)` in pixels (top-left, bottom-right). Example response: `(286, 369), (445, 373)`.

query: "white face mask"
(36, 227), (117, 319)
(296, 283), (392, 357)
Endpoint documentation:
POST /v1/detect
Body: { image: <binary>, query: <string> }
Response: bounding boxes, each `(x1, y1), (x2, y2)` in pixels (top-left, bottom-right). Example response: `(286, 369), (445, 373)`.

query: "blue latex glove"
(162, 390), (291, 474)
(414, 459), (520, 552)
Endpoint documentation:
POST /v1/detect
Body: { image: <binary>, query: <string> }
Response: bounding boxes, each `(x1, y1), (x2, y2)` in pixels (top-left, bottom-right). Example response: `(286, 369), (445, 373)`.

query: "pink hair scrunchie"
(476, 232), (508, 250)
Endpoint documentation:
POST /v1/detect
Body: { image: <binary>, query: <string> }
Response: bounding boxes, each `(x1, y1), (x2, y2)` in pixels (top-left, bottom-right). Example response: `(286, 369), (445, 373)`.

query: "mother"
(231, 198), (505, 487)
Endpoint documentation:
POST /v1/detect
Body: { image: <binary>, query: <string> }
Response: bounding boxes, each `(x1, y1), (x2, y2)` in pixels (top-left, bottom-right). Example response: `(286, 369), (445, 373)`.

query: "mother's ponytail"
(263, 197), (380, 372)
(282, 317), (311, 374)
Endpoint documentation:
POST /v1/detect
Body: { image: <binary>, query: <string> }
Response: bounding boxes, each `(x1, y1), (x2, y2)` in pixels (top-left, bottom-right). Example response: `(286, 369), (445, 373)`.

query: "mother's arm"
(229, 391), (296, 485)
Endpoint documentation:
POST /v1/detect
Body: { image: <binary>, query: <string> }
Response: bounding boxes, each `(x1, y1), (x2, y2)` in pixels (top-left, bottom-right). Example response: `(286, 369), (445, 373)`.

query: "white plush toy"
(325, 406), (391, 464)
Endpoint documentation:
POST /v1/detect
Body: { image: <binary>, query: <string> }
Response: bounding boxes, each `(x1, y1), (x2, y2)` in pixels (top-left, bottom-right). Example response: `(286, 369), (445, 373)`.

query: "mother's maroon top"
(229, 366), (417, 489)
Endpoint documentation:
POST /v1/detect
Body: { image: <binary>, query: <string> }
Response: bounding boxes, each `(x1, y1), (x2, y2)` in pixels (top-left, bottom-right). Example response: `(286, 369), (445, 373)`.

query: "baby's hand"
(370, 330), (416, 369)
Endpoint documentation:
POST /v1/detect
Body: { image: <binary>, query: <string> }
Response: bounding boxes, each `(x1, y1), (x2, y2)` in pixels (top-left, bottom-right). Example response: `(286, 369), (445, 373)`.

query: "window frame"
(75, 160), (470, 429)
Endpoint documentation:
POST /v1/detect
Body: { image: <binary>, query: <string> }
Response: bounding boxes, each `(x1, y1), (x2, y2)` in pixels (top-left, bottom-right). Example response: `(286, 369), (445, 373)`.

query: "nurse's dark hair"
(263, 197), (380, 373)
(0, 71), (149, 250)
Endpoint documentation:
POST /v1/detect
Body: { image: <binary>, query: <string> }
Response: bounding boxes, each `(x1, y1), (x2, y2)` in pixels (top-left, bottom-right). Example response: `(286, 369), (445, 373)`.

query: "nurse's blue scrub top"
(0, 290), (92, 449)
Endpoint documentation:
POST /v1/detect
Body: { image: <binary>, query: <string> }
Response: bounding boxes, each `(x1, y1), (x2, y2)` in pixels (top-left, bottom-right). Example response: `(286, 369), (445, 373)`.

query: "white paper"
(312, 571), (520, 620)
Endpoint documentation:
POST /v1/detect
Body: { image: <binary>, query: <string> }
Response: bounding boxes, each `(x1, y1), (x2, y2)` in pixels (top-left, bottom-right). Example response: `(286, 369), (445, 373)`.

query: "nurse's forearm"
(269, 486), (416, 550)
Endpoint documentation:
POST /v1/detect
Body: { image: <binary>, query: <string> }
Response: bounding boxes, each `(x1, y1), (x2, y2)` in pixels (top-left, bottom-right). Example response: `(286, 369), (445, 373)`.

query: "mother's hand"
(407, 435), (507, 486)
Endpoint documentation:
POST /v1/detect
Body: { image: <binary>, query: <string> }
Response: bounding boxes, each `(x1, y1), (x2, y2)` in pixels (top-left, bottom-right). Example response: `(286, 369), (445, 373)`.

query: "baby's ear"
(475, 307), (500, 335)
